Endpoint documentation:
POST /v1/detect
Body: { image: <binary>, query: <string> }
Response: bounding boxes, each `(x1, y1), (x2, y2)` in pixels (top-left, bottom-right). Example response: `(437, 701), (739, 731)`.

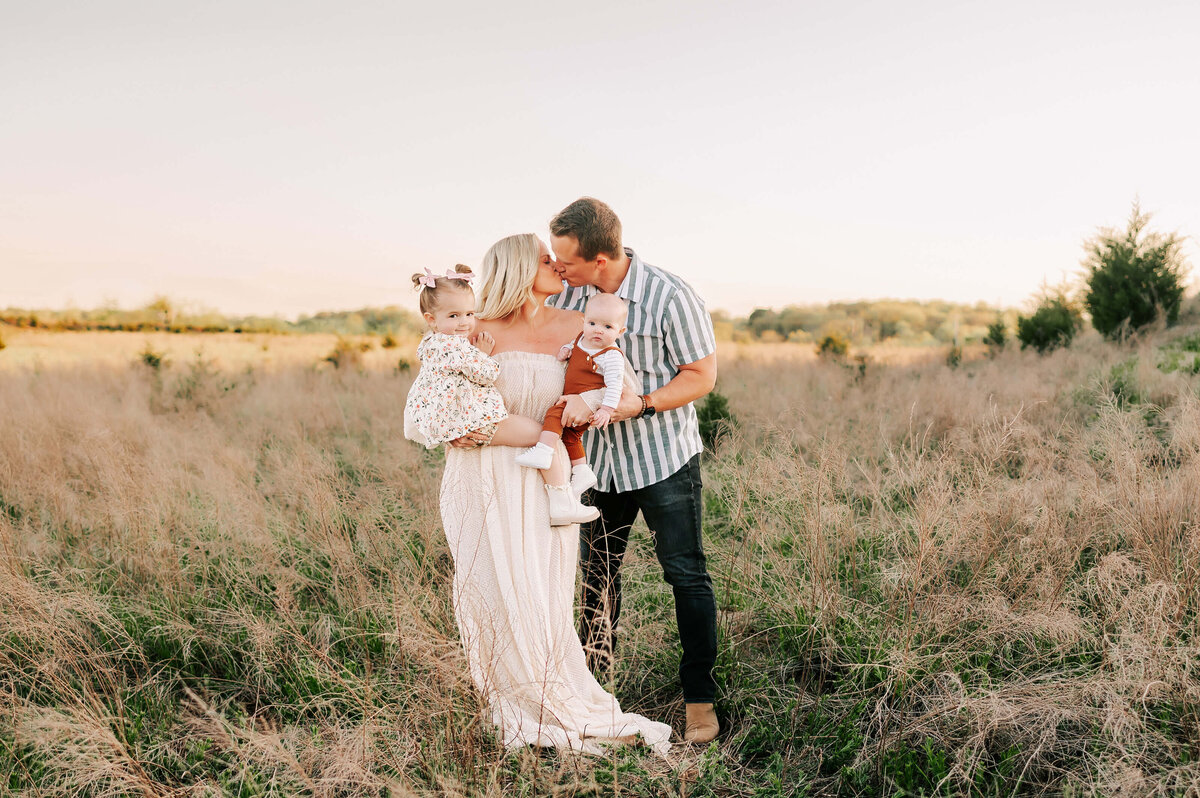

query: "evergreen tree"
(1084, 202), (1188, 340)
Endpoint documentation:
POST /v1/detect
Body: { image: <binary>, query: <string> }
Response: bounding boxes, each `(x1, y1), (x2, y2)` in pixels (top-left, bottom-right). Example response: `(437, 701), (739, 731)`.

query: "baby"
(514, 292), (631, 495)
(403, 265), (599, 526)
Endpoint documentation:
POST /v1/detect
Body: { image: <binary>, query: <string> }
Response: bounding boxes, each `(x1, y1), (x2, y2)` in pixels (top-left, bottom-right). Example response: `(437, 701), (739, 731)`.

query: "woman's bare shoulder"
(545, 305), (583, 332)
(474, 317), (506, 337)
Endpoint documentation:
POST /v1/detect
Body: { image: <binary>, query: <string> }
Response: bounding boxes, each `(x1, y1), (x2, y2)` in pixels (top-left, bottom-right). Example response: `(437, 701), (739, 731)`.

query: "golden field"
(3, 327), (1200, 796)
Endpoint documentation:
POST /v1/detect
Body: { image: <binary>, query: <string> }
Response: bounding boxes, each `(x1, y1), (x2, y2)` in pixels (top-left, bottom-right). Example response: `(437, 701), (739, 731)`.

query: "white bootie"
(546, 484), (600, 526)
(570, 463), (598, 497)
(515, 442), (555, 470)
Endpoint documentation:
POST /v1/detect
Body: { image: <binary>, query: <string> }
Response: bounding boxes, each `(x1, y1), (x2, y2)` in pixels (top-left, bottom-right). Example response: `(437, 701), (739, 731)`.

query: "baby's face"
(425, 290), (477, 336)
(582, 305), (626, 348)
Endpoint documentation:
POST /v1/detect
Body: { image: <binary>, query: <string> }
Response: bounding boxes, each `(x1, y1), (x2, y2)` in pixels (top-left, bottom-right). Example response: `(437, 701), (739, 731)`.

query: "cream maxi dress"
(414, 351), (673, 755)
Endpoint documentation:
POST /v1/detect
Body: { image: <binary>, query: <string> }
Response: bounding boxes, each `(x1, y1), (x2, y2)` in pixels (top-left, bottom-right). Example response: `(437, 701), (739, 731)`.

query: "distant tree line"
(4, 295), (1010, 345)
(718, 300), (1010, 346)
(0, 297), (426, 337)
(5, 202), (1189, 351)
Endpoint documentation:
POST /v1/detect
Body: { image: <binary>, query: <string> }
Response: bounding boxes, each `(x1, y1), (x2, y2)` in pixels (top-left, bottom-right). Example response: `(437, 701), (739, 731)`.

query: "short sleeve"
(662, 284), (717, 366)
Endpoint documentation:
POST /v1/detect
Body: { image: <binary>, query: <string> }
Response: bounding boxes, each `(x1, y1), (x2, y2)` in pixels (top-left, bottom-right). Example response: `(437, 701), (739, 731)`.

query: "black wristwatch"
(639, 394), (657, 418)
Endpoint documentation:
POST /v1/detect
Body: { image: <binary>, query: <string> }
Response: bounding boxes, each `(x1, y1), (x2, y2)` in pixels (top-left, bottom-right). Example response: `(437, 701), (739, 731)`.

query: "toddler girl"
(403, 265), (599, 526)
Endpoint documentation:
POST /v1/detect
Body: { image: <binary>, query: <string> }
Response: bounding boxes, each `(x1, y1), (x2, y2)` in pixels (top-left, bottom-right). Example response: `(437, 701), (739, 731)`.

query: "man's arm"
(558, 394), (594, 427)
(608, 280), (718, 424)
(607, 353), (716, 423)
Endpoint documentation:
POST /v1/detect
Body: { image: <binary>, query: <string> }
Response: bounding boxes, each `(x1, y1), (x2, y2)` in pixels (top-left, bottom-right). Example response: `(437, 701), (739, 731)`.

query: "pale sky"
(3, 0), (1199, 317)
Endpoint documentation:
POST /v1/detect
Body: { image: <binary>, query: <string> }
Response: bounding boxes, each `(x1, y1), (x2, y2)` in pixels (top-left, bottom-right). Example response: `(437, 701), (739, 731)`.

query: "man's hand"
(592, 406), (614, 428)
(474, 331), (495, 355)
(558, 394), (594, 427)
(607, 390), (644, 424)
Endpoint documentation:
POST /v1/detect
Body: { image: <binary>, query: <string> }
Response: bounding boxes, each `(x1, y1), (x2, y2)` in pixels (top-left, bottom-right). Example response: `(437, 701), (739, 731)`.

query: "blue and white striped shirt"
(549, 248), (717, 492)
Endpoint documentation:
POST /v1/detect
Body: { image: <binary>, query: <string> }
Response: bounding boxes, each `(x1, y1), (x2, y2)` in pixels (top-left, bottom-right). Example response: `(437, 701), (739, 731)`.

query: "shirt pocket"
(622, 316), (663, 390)
(626, 313), (661, 340)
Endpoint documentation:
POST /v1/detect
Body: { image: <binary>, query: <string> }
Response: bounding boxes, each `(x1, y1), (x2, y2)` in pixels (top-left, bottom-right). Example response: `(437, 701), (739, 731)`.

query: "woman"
(416, 233), (672, 755)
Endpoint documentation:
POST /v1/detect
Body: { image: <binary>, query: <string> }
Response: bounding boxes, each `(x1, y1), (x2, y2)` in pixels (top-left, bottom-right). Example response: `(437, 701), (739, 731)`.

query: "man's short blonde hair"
(476, 233), (540, 320)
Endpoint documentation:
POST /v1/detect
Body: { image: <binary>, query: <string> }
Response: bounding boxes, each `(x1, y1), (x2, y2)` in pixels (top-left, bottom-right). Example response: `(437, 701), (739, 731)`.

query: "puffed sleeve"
(445, 337), (501, 386)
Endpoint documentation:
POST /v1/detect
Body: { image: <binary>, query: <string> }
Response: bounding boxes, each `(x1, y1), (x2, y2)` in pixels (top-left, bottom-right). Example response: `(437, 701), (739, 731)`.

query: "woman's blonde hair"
(476, 233), (541, 320)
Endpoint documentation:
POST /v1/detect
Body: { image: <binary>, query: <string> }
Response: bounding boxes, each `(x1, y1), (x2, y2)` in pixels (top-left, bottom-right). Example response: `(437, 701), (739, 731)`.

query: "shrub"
(396, 358), (413, 374)
(816, 333), (850, 360)
(0, 328), (7, 351)
(697, 389), (736, 450)
(945, 345), (962, 368)
(1083, 202), (1189, 340)
(172, 351), (238, 411)
(853, 352), (871, 381)
(1106, 359), (1144, 407)
(139, 342), (167, 370)
(381, 334), (398, 349)
(324, 338), (363, 369)
(1017, 295), (1081, 354)
(983, 318), (1007, 353)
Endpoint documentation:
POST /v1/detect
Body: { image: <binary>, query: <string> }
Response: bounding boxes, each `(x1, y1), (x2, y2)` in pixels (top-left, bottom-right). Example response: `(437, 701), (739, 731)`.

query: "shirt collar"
(576, 247), (644, 302)
(615, 247), (645, 303)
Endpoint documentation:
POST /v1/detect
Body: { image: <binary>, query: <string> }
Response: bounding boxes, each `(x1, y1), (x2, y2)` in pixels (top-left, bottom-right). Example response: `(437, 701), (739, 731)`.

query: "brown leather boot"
(684, 703), (719, 743)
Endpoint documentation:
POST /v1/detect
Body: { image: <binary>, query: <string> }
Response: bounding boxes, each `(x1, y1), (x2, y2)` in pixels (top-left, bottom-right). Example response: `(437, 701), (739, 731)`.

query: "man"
(547, 197), (721, 744)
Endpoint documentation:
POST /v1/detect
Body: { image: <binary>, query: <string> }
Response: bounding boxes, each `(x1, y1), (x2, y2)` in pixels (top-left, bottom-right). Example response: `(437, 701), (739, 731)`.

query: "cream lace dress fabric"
(435, 351), (673, 755)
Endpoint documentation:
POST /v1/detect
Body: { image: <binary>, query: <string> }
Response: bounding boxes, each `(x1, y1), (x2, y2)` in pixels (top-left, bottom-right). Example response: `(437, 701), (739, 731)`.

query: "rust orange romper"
(543, 333), (623, 461)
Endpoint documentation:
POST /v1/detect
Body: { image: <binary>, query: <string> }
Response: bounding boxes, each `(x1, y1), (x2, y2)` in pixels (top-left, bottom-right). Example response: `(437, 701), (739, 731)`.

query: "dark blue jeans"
(579, 455), (718, 703)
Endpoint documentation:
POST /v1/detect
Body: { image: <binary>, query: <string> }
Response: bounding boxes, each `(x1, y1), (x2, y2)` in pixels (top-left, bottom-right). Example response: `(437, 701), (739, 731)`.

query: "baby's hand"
(474, 331), (495, 355)
(591, 406), (614, 429)
(556, 343), (573, 362)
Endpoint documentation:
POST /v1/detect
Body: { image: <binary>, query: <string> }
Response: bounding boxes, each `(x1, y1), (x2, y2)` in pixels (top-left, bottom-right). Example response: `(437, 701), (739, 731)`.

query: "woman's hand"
(449, 430), (491, 449)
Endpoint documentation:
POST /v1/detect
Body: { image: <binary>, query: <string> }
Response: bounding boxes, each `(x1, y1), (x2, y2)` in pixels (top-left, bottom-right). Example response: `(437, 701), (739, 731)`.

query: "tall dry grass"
(2, 329), (1200, 795)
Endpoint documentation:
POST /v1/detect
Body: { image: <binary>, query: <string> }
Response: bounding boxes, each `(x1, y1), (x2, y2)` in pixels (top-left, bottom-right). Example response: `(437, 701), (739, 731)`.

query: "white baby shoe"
(570, 463), (598, 497)
(546, 484), (600, 526)
(514, 442), (555, 470)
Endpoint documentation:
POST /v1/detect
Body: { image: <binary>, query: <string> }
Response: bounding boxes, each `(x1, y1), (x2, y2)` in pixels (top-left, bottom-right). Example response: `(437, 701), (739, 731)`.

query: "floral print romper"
(404, 333), (508, 448)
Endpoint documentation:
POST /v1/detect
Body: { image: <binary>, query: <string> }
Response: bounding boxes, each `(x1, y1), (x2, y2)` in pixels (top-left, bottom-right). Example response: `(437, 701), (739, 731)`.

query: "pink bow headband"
(417, 268), (474, 290)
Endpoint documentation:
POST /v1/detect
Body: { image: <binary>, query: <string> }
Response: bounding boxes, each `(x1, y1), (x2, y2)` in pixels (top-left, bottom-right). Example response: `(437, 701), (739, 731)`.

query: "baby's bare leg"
(489, 416), (542, 447)
(542, 447), (570, 487)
